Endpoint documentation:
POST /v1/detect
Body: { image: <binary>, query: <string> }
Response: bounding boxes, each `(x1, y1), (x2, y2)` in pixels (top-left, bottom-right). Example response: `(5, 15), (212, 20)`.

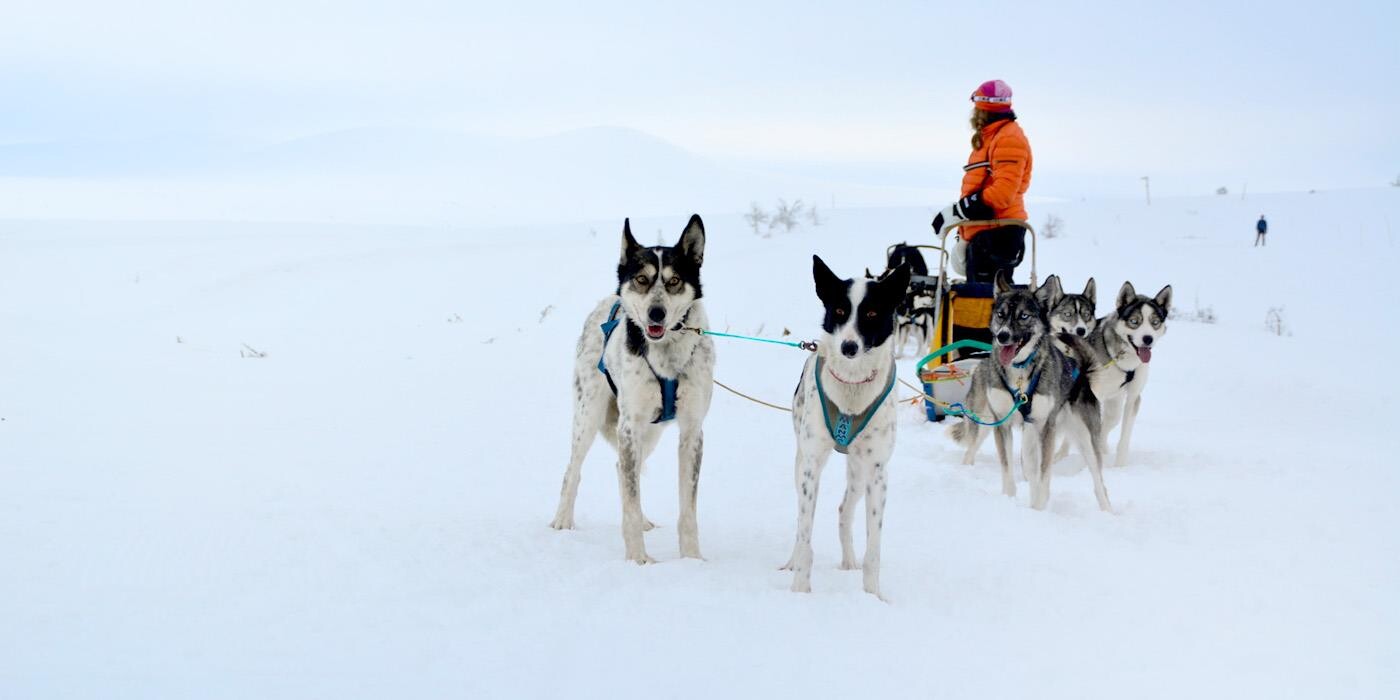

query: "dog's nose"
(840, 341), (859, 358)
(1076, 327), (1087, 337)
(996, 330), (1011, 344)
(1142, 335), (1154, 346)
(648, 307), (666, 324)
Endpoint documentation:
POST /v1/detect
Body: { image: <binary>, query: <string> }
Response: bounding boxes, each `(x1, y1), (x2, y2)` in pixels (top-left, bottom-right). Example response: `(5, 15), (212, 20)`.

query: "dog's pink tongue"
(1137, 346), (1152, 363)
(997, 344), (1018, 366)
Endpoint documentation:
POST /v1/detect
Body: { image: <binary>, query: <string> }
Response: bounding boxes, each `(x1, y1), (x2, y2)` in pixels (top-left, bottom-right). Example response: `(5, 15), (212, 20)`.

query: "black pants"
(966, 225), (1026, 284)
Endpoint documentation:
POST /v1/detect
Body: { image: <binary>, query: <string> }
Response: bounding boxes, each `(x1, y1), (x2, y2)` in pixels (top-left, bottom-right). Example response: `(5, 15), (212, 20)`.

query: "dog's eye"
(865, 310), (877, 319)
(666, 277), (681, 289)
(635, 275), (650, 286)
(1128, 317), (1141, 328)
(834, 308), (846, 318)
(1019, 312), (1029, 320)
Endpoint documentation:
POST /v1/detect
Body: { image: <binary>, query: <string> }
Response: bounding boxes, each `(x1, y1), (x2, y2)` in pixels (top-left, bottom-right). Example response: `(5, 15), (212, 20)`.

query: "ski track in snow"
(1, 190), (1398, 698)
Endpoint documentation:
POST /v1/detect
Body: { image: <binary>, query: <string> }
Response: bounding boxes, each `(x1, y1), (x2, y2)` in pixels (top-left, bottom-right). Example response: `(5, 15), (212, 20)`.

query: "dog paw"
(790, 580), (812, 594)
(548, 515), (575, 530)
(643, 518), (658, 531)
(864, 586), (888, 603)
(839, 557), (861, 571)
(680, 546), (703, 560)
(778, 556), (795, 571)
(628, 553), (657, 565)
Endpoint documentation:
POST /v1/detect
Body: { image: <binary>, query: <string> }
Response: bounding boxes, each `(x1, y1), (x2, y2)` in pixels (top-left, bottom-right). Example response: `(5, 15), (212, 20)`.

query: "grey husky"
(549, 216), (716, 564)
(1072, 281), (1172, 468)
(1045, 275), (1098, 351)
(946, 272), (1112, 511)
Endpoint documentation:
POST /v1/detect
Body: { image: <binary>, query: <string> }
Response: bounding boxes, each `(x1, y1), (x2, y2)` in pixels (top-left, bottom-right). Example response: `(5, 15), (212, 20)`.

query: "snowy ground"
(2, 190), (1398, 698)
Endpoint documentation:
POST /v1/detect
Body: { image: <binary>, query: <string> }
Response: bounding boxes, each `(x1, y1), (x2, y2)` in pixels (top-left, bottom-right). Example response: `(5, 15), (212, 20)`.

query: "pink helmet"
(971, 79), (1014, 112)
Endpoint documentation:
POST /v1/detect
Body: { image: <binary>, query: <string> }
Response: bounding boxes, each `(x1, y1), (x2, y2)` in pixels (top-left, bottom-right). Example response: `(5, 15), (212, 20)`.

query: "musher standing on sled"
(931, 79), (1034, 283)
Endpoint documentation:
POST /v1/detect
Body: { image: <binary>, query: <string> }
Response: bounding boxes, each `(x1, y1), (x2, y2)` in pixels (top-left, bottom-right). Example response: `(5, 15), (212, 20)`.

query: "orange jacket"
(958, 119), (1033, 240)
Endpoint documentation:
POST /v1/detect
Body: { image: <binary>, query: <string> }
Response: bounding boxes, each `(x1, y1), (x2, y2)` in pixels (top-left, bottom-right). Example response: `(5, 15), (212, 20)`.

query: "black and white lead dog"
(782, 255), (910, 599)
(549, 216), (715, 564)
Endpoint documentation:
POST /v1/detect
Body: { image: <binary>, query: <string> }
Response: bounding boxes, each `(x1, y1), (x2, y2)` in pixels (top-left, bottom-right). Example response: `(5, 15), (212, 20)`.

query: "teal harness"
(813, 356), (896, 454)
(998, 350), (1082, 423)
(598, 302), (678, 424)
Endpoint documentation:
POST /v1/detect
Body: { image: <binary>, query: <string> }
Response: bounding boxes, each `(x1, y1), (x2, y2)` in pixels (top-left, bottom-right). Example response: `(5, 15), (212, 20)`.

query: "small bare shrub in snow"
(744, 202), (771, 236)
(1216, 186), (1229, 195)
(771, 198), (805, 234)
(240, 343), (268, 358)
(1041, 214), (1064, 239)
(1173, 297), (1217, 324)
(1265, 307), (1290, 336)
(750, 198), (818, 235)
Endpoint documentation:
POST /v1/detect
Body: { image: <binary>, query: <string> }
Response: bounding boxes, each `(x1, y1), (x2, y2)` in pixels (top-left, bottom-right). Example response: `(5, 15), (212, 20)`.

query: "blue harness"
(999, 350), (1081, 422)
(598, 302), (678, 424)
(813, 356), (896, 454)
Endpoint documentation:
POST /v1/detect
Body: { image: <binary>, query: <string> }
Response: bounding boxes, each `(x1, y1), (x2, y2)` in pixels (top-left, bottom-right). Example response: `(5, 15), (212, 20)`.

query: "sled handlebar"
(933, 219), (1037, 289)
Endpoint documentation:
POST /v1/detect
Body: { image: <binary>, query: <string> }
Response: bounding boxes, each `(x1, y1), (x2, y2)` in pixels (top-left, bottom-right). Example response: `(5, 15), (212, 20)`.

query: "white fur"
(550, 295), (715, 563)
(782, 279), (898, 600)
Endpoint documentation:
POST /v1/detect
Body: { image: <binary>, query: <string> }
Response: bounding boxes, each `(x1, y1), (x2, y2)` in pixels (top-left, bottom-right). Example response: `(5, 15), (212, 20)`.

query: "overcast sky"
(2, 0), (1396, 196)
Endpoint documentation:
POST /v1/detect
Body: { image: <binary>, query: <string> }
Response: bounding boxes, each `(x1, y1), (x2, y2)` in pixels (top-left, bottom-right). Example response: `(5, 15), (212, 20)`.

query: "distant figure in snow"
(1255, 215), (1268, 247)
(931, 79), (1033, 283)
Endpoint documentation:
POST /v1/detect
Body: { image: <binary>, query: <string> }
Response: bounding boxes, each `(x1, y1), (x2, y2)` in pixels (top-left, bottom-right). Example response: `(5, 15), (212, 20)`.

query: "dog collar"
(1011, 349), (1038, 369)
(814, 356), (896, 454)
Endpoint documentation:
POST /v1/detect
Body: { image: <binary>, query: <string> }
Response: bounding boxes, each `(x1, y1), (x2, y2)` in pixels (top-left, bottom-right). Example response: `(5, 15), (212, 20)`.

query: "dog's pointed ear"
(886, 262), (912, 301)
(1116, 280), (1137, 310)
(1035, 275), (1062, 308)
(676, 214), (705, 266)
(621, 218), (641, 258)
(813, 254), (845, 303)
(994, 270), (1012, 295)
(1153, 284), (1173, 313)
(1083, 278), (1097, 306)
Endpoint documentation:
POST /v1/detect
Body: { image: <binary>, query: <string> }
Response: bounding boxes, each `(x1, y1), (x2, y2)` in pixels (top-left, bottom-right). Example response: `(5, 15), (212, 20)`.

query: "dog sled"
(904, 219), (1037, 422)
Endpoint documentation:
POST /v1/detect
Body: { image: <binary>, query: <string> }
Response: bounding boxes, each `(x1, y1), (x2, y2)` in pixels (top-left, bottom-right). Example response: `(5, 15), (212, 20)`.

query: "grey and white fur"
(1045, 275), (1098, 353)
(549, 216), (715, 564)
(946, 272), (1112, 511)
(1068, 280), (1171, 468)
(782, 255), (910, 600)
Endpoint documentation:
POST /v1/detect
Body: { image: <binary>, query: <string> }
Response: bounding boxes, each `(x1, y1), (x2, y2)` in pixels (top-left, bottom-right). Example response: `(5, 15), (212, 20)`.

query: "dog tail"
(946, 418), (973, 446)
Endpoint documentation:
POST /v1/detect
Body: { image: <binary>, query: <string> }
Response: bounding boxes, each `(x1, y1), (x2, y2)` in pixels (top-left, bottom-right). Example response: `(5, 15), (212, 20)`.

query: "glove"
(931, 192), (995, 236)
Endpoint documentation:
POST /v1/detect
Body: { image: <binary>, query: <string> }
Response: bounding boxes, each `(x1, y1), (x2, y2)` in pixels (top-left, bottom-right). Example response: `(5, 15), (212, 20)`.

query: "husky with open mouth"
(549, 216), (715, 564)
(1077, 280), (1172, 468)
(783, 255), (909, 599)
(946, 272), (1112, 511)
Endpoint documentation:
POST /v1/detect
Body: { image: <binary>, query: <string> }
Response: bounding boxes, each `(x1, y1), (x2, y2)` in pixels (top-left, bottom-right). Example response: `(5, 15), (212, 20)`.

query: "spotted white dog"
(782, 255), (910, 599)
(549, 216), (715, 564)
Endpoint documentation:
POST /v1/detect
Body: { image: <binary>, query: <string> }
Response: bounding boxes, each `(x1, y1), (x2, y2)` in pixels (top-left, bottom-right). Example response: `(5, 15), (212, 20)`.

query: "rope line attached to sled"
(897, 377), (1022, 427)
(712, 378), (792, 412)
(684, 327), (818, 351)
(911, 339), (1024, 427)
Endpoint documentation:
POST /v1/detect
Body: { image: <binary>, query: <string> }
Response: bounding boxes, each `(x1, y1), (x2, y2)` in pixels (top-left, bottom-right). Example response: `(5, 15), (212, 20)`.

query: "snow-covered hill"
(1, 189), (1396, 698)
